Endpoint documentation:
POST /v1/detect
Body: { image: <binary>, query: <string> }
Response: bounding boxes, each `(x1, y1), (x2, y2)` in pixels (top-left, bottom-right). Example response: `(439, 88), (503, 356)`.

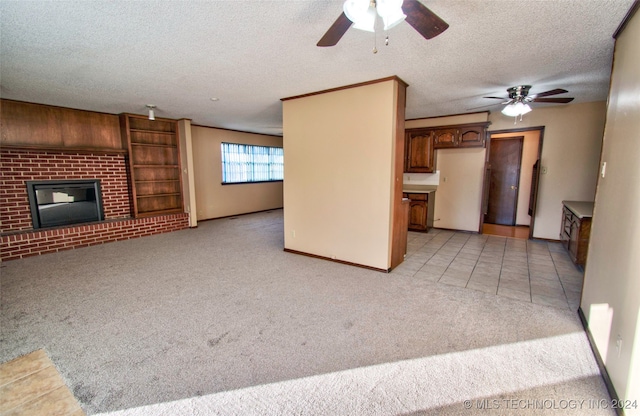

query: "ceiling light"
(343, 0), (406, 33)
(146, 104), (156, 121)
(501, 101), (532, 118)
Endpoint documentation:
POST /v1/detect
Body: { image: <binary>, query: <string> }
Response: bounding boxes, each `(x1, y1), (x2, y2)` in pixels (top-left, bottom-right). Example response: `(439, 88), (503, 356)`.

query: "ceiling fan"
(317, 0), (449, 47)
(473, 85), (575, 119)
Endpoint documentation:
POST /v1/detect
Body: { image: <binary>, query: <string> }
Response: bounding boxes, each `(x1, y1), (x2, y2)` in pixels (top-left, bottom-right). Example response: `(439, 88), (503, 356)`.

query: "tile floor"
(391, 229), (584, 310)
(0, 349), (84, 416)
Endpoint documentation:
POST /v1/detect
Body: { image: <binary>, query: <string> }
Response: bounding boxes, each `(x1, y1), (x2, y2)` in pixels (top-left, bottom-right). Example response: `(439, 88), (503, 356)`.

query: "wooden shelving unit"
(121, 114), (183, 218)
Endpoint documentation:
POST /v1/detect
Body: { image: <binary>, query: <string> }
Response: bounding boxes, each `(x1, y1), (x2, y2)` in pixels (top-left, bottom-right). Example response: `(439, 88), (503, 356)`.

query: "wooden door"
(486, 137), (523, 225)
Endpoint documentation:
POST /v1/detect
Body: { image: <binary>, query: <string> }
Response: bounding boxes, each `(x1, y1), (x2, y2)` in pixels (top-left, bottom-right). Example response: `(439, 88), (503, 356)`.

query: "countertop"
(403, 185), (437, 194)
(562, 200), (594, 219)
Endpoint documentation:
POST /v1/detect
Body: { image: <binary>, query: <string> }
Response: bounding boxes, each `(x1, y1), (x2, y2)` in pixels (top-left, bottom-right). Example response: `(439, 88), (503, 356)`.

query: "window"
(221, 142), (284, 184)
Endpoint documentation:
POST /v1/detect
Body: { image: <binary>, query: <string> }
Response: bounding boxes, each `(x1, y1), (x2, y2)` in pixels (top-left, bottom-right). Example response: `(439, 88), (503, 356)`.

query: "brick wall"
(1, 213), (189, 260)
(0, 148), (130, 232)
(0, 147), (189, 260)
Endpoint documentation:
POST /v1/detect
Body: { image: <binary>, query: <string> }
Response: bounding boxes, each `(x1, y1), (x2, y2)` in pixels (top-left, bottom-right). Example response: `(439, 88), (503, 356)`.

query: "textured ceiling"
(0, 0), (634, 136)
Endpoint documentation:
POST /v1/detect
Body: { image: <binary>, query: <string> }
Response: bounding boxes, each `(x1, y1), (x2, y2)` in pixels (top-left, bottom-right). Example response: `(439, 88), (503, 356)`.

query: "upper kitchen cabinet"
(459, 123), (488, 147)
(432, 122), (490, 149)
(433, 128), (458, 148)
(405, 129), (436, 173)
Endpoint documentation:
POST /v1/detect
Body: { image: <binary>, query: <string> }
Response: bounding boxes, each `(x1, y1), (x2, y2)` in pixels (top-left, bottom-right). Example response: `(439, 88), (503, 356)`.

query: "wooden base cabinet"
(404, 192), (435, 232)
(560, 203), (592, 266)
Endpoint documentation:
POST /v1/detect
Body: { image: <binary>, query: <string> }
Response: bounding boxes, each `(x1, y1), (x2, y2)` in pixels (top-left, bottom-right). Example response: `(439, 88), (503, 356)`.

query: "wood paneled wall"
(0, 100), (123, 151)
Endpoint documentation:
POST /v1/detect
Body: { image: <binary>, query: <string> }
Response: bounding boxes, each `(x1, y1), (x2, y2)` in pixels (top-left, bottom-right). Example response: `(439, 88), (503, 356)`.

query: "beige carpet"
(0, 210), (614, 415)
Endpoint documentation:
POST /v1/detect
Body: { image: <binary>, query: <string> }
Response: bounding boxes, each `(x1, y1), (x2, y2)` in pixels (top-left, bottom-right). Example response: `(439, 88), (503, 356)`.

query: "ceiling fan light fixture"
(377, 0), (406, 30)
(344, 0), (376, 32)
(501, 102), (531, 117)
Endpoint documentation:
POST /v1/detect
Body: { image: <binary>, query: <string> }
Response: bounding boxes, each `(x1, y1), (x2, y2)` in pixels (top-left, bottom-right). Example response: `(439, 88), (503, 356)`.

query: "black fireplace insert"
(26, 180), (104, 229)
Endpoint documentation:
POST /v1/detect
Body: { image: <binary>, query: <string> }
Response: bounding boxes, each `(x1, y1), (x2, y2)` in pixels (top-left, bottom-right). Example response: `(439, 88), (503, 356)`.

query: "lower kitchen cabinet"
(560, 201), (593, 266)
(404, 192), (435, 232)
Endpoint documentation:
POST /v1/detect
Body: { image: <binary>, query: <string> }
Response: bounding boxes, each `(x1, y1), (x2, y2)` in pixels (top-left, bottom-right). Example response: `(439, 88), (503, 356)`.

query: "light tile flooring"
(0, 349), (84, 416)
(391, 229), (584, 310)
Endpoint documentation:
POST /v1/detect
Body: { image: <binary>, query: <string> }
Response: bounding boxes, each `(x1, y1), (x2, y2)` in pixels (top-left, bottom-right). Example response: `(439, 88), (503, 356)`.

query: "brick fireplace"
(0, 147), (189, 260)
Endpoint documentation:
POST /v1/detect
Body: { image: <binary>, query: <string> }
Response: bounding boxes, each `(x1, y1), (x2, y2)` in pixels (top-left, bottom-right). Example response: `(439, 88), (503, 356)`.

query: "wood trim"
(0, 144), (127, 155)
(281, 76), (409, 101)
(485, 126), (545, 239)
(133, 208), (184, 217)
(577, 308), (623, 416)
(197, 207), (283, 222)
(405, 111), (489, 122)
(283, 248), (389, 273)
(488, 125), (545, 135)
(613, 0), (639, 39)
(190, 124), (284, 138)
(390, 81), (408, 270)
(0, 98), (116, 116)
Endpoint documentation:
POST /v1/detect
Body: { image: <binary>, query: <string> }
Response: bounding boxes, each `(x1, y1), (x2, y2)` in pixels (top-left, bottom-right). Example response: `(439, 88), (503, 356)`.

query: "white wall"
(190, 126), (283, 220)
(407, 113), (489, 232)
(435, 148), (485, 231)
(488, 101), (606, 239)
(282, 79), (401, 270)
(581, 7), (640, 412)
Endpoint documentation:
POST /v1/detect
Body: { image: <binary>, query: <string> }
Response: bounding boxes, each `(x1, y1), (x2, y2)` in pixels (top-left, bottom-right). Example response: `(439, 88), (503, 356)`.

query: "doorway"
(481, 127), (544, 239)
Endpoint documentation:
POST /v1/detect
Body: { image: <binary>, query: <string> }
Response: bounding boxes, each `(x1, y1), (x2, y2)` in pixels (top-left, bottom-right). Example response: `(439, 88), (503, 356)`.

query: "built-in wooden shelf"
(121, 114), (183, 218)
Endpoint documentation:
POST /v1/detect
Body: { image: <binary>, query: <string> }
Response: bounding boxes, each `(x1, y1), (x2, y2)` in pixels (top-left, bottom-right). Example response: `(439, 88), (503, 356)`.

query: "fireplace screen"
(26, 180), (104, 229)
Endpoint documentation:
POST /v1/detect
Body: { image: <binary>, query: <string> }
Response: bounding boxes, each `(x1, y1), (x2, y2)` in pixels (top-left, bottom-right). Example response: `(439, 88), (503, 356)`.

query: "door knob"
(510, 185), (518, 190)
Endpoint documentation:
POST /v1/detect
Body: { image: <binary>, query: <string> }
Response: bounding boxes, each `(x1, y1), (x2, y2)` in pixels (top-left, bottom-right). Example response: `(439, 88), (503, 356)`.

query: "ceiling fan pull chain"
(373, 17), (378, 53)
(385, 35), (389, 46)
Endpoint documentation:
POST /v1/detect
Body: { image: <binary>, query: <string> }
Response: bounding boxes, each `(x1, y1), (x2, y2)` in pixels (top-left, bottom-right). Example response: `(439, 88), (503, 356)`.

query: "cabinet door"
(408, 201), (428, 231)
(405, 131), (436, 173)
(433, 128), (459, 148)
(568, 217), (580, 262)
(459, 125), (486, 147)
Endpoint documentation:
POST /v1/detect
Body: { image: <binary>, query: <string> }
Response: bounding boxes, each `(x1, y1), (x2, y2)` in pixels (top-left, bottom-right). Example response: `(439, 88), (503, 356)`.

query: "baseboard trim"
(283, 248), (389, 273)
(578, 307), (624, 416)
(198, 208), (284, 222)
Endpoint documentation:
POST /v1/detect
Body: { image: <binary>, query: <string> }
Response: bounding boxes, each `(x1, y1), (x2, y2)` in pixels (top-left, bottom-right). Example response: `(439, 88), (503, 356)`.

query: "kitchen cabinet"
(432, 122), (489, 149)
(433, 128), (458, 148)
(459, 124), (487, 147)
(560, 201), (593, 266)
(404, 122), (489, 172)
(405, 129), (436, 173)
(403, 192), (435, 232)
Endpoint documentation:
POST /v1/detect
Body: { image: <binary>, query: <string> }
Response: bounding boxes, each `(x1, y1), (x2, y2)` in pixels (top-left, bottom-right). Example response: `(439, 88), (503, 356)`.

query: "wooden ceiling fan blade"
(531, 88), (569, 98)
(317, 12), (352, 47)
(532, 97), (575, 103)
(403, 0), (449, 40)
(466, 103), (502, 111)
(483, 96), (508, 100)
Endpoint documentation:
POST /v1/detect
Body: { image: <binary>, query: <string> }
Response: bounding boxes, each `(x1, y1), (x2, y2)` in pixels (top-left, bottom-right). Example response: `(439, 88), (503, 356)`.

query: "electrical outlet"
(292, 230), (296, 238)
(616, 335), (622, 357)
(601, 162), (607, 178)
